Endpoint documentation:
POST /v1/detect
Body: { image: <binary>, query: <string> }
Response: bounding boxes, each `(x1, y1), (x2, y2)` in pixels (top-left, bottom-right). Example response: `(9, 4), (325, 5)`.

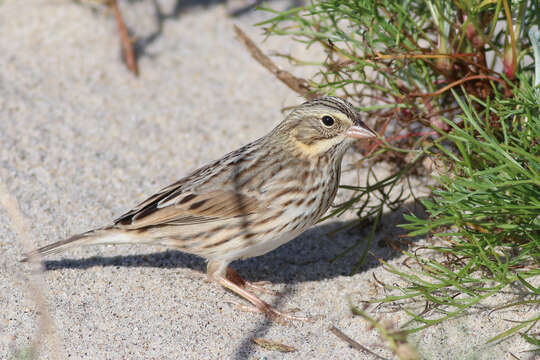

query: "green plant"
(394, 76), (539, 343)
(259, 0), (536, 140)
(255, 0), (540, 350)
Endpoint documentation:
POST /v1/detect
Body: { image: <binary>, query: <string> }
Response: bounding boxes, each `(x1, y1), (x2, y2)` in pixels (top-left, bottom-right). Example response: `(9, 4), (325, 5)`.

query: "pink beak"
(346, 124), (377, 139)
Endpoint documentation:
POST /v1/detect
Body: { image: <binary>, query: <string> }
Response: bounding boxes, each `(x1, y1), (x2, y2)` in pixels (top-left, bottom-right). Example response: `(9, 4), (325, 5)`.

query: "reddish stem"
(109, 0), (138, 76)
(408, 75), (511, 98)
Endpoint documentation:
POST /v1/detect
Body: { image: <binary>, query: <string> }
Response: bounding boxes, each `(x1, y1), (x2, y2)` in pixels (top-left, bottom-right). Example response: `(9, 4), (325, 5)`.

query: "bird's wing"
(114, 188), (264, 229)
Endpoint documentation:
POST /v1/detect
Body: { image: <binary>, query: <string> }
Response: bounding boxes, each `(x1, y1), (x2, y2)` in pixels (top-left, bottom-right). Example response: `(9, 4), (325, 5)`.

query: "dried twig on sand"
(108, 0), (138, 75)
(234, 25), (321, 100)
(329, 325), (389, 360)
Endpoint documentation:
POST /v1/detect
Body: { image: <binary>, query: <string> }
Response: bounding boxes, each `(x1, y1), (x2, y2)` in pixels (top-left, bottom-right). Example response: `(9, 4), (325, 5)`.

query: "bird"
(23, 96), (377, 322)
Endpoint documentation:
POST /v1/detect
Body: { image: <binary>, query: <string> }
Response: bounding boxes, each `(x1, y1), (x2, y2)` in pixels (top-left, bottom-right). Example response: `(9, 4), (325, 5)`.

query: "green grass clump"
(395, 76), (540, 342)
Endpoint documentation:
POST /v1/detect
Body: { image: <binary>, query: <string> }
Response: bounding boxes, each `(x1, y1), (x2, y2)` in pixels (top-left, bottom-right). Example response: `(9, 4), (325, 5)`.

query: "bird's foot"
(223, 300), (312, 325)
(226, 267), (281, 296)
(211, 267), (313, 324)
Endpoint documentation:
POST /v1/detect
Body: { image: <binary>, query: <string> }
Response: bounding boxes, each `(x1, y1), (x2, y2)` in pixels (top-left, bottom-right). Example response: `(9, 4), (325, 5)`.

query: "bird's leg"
(207, 261), (310, 323)
(226, 267), (281, 296)
(216, 272), (311, 323)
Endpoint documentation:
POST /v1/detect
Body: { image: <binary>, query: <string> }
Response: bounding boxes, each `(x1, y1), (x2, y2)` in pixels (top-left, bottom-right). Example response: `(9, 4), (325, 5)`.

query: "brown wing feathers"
(114, 181), (183, 225)
(115, 190), (264, 229)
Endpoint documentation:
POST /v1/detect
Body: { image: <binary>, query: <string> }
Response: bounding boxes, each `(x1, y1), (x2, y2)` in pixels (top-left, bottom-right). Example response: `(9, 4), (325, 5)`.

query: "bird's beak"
(346, 123), (377, 139)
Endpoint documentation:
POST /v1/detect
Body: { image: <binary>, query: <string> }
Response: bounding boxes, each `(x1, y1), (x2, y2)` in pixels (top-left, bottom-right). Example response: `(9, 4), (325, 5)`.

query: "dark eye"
(321, 115), (335, 127)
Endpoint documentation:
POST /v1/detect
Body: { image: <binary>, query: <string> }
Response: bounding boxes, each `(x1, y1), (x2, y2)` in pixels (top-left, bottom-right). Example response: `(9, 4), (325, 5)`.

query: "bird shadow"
(42, 199), (427, 284)
(41, 199), (427, 359)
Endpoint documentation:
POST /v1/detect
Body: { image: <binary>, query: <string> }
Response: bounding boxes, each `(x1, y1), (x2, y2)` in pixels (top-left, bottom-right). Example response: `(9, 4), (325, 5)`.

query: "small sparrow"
(24, 97), (376, 321)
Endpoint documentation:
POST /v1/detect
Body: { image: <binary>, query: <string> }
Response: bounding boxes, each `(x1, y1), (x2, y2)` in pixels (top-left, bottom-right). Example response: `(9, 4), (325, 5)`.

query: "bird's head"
(275, 97), (377, 158)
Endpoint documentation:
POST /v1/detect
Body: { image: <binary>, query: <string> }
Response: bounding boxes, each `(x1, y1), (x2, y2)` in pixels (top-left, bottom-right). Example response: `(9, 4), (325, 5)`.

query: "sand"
(0, 0), (534, 358)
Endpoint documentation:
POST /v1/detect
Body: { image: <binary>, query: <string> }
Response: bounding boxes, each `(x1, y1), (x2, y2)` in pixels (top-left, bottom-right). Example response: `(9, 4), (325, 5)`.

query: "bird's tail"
(21, 226), (138, 262)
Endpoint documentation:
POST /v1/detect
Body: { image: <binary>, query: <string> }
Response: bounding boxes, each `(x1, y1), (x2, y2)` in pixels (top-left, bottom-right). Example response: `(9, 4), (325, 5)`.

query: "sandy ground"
(0, 0), (535, 359)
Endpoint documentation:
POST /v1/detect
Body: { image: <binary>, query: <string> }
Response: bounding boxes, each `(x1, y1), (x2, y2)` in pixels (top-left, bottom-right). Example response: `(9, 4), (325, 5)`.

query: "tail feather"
(21, 226), (136, 262)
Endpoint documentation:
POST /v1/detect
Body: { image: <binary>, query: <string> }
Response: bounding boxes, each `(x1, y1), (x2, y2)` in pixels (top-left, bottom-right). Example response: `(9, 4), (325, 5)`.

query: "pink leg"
(226, 267), (281, 296)
(207, 261), (311, 323)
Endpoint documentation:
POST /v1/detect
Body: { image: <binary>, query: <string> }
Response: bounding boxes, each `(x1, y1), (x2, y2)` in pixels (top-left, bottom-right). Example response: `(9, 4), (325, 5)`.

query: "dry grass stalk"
(233, 25), (321, 100)
(0, 181), (63, 359)
(107, 0), (138, 75)
(328, 325), (389, 360)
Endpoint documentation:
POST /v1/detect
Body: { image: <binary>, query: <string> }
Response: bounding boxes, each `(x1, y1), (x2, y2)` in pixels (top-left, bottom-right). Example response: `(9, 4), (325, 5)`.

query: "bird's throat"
(291, 135), (346, 159)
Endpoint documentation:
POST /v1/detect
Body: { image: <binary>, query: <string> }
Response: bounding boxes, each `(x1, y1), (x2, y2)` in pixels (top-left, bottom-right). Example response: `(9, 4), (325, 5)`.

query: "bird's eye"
(321, 115), (335, 127)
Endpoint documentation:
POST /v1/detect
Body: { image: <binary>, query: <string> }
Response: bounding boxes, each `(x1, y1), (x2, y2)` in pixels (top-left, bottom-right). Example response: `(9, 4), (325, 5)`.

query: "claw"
(246, 282), (282, 296)
(222, 300), (314, 324)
